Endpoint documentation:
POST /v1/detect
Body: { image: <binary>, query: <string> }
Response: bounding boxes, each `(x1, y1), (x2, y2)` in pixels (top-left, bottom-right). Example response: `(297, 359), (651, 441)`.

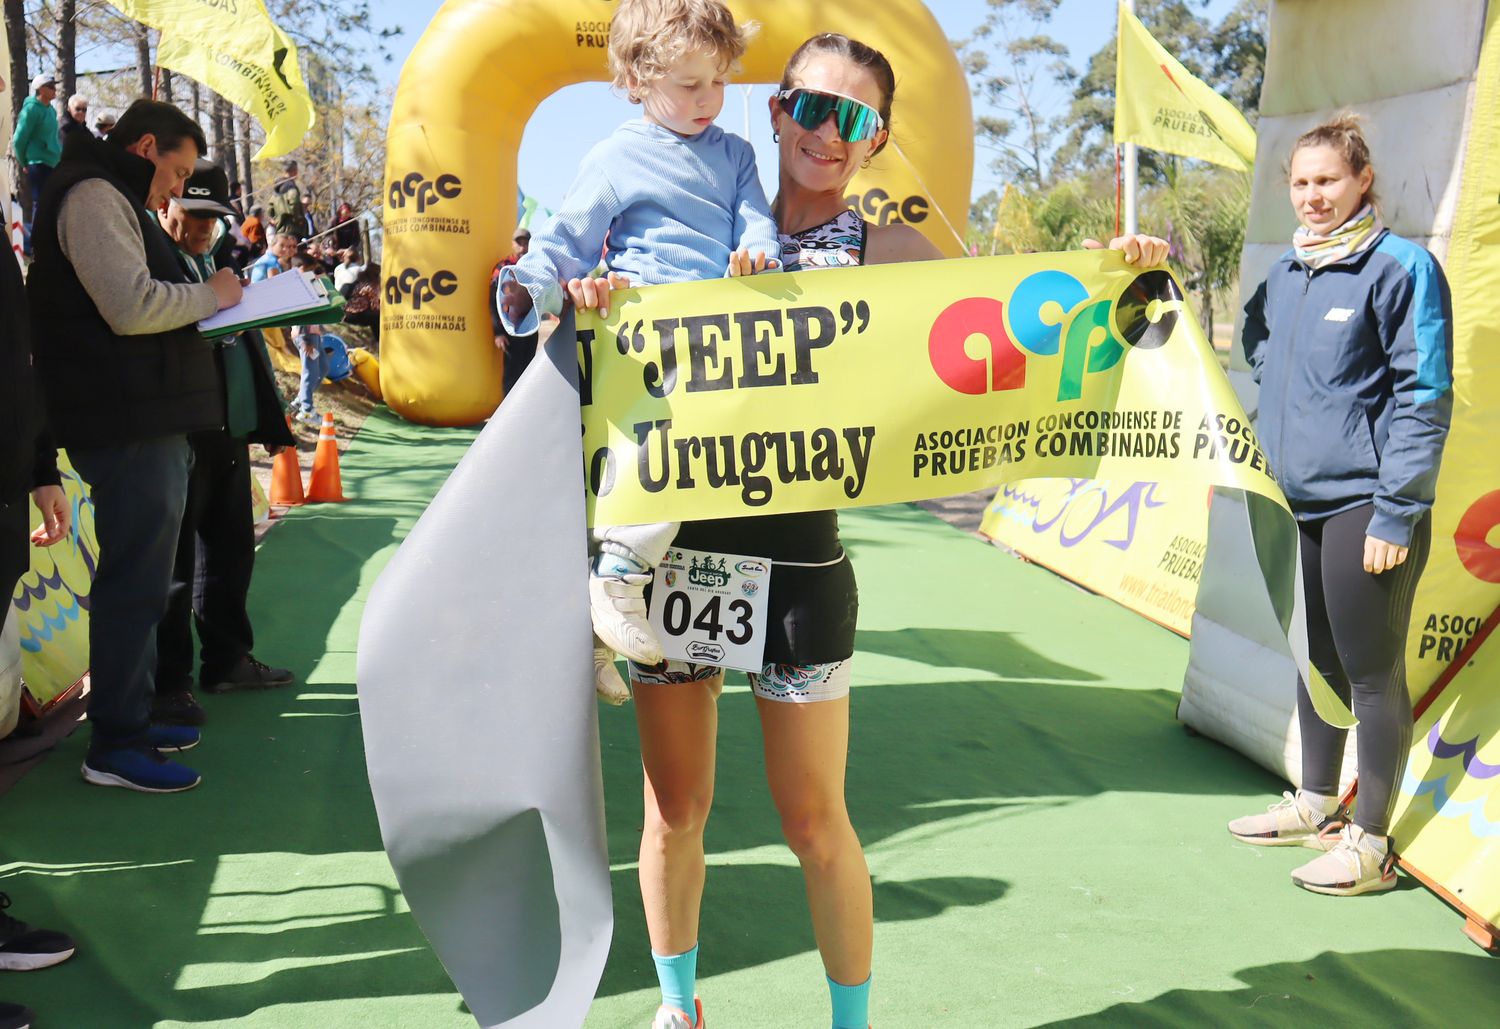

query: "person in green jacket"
(11, 73), (62, 248)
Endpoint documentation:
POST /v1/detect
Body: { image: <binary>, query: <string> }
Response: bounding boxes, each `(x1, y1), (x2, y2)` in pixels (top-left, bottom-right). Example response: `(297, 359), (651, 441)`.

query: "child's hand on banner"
(566, 271), (631, 319)
(727, 248), (778, 277)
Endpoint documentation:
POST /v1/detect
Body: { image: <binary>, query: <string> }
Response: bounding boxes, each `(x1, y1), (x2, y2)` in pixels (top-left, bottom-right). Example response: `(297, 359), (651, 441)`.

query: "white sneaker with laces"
(593, 638), (632, 705)
(1227, 790), (1344, 849)
(651, 997), (704, 1029)
(1290, 823), (1397, 896)
(589, 571), (663, 664)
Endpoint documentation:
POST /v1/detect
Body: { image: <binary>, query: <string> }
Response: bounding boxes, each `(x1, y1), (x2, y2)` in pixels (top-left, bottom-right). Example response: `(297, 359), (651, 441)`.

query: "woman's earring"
(861, 156), (872, 169)
(773, 131), (780, 142)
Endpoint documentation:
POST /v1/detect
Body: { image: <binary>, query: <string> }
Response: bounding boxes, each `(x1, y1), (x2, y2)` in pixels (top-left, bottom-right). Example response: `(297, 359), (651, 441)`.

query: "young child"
(498, 0), (779, 698)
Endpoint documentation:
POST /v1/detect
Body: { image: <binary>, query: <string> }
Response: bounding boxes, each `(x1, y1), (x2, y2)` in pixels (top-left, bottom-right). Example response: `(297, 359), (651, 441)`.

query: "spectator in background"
(92, 110), (116, 139)
(59, 95), (90, 144)
(332, 201), (360, 251)
(492, 228), (535, 396)
(240, 204), (267, 254)
(153, 161), (297, 726)
(341, 260), (380, 342)
(27, 98), (243, 793)
(500, 227), (530, 268)
(11, 74), (62, 248)
(270, 158), (306, 240)
(249, 230), (295, 281)
(1, 90), (80, 1018)
(332, 245), (364, 292)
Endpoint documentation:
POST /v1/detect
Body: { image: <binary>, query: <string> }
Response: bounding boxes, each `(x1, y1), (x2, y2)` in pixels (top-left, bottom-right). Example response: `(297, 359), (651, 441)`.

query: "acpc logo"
(384, 267), (459, 309)
(928, 270), (1183, 401)
(387, 172), (462, 214)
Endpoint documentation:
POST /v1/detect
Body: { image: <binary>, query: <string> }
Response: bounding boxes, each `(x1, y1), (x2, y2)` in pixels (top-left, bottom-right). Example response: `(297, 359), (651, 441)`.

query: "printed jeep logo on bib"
(688, 555), (732, 588)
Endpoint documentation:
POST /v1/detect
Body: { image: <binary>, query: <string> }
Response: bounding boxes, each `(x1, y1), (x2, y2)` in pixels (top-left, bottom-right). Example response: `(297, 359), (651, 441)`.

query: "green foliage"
(955, 0), (1072, 188)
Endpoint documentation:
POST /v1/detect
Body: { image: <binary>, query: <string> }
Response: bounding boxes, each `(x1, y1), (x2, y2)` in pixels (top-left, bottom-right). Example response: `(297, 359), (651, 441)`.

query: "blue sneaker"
(81, 745), (201, 793)
(147, 724), (200, 753)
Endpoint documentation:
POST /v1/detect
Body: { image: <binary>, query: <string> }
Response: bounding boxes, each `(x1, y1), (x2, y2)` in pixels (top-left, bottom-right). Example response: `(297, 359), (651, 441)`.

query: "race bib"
(648, 548), (770, 672)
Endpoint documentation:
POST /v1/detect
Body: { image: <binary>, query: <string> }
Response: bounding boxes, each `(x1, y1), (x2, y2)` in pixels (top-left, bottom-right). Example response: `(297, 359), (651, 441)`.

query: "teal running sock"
(652, 944), (699, 1018)
(828, 973), (871, 1029)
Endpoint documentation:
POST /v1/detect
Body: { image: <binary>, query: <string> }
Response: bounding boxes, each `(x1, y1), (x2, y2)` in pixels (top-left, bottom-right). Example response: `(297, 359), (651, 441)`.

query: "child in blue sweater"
(499, 0), (779, 698)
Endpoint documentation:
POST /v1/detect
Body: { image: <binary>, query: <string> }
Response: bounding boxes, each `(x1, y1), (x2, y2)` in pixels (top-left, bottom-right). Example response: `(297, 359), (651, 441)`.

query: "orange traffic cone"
(269, 417), (305, 506)
(306, 412), (347, 502)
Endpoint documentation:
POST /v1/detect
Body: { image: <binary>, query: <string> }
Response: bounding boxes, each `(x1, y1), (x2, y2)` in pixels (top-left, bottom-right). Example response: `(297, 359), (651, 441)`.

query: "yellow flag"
(1114, 2), (1256, 170)
(110, 0), (315, 159)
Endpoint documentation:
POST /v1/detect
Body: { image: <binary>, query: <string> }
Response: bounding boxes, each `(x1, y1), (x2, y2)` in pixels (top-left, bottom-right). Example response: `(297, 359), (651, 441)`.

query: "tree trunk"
(5, 0), (30, 219)
(4, 0), (26, 125)
(59, 0), (76, 102)
(160, 69), (174, 104)
(222, 100), (240, 191)
(134, 22), (152, 98)
(190, 79), (201, 124)
(211, 92), (228, 164)
(237, 108), (255, 209)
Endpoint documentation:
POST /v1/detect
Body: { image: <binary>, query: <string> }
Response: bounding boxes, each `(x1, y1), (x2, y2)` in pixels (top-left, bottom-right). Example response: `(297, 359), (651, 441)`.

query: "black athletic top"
(672, 210), (869, 665)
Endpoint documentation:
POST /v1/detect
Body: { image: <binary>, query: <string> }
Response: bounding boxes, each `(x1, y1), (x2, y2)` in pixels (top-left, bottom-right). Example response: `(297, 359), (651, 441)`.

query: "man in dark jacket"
(27, 99), (243, 793)
(270, 159), (307, 240)
(152, 161), (297, 726)
(1, 188), (80, 1029)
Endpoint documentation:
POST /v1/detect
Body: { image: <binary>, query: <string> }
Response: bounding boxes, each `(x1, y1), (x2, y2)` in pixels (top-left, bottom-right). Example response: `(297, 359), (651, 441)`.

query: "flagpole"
(1122, 0), (1138, 234)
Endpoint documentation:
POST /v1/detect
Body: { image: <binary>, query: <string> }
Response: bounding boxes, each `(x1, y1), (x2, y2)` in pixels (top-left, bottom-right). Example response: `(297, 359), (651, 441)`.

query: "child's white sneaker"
(593, 638), (632, 706)
(590, 550), (663, 664)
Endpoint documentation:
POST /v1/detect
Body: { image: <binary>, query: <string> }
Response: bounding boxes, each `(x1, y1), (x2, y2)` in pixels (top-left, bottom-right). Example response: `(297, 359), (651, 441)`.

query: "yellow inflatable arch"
(380, 0), (972, 426)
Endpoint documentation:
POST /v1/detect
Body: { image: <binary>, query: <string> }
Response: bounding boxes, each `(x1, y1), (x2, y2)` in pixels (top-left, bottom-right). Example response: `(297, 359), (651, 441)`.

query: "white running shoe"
(1290, 823), (1398, 896)
(651, 997), (704, 1029)
(589, 571), (663, 664)
(1227, 790), (1344, 849)
(593, 638), (632, 706)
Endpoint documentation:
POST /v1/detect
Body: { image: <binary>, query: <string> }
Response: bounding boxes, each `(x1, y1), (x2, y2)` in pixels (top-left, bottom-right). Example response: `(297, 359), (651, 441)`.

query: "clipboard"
(199, 272), (347, 335)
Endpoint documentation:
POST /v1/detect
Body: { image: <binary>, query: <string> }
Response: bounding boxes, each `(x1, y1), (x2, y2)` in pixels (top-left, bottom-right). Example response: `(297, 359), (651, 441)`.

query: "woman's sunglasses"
(775, 88), (884, 143)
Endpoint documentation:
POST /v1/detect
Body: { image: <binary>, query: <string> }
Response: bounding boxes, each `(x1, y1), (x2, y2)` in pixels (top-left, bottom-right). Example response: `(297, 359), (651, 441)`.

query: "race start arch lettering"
(379, 0), (973, 427)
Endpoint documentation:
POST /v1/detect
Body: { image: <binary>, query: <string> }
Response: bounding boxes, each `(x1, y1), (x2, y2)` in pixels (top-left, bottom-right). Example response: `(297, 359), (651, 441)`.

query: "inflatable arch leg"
(379, 0), (971, 427)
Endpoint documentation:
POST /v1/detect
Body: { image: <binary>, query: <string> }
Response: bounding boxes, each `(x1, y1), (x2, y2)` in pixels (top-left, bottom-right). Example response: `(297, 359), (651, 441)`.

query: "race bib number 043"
(648, 548), (771, 672)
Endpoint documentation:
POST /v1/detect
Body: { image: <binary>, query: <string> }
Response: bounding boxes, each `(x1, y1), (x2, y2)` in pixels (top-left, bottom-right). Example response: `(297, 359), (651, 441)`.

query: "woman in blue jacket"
(1227, 116), (1454, 895)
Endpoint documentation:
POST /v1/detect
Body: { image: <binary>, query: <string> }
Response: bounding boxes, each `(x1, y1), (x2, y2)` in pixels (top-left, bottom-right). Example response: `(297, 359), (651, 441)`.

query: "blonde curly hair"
(608, 0), (756, 103)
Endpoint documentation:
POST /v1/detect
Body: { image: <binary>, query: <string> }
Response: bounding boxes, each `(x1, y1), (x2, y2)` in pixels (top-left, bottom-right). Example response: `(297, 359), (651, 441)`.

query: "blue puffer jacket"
(1242, 229), (1453, 547)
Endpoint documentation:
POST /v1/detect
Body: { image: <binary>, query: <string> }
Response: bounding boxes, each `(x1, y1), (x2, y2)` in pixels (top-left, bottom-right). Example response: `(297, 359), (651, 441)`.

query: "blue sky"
(368, 0), (1239, 212)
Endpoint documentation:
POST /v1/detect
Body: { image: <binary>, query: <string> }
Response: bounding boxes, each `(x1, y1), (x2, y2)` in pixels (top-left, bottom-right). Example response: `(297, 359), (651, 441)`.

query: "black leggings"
(1297, 504), (1429, 836)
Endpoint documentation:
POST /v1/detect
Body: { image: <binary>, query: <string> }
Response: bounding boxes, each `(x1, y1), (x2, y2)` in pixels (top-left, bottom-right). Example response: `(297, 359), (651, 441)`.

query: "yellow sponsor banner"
(979, 477), (1211, 636)
(1392, 611), (1500, 934)
(581, 251), (1275, 523)
(1391, 0), (1500, 942)
(12, 456), (96, 708)
(577, 250), (1351, 727)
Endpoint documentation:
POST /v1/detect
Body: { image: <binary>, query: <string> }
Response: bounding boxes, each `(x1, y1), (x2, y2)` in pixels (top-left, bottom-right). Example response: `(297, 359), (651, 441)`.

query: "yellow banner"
(109, 0), (315, 160)
(1390, 0), (1500, 940)
(576, 251), (1352, 728)
(1392, 612), (1500, 931)
(980, 478), (1211, 636)
(12, 457), (95, 708)
(1114, 2), (1257, 170)
(582, 252), (1275, 523)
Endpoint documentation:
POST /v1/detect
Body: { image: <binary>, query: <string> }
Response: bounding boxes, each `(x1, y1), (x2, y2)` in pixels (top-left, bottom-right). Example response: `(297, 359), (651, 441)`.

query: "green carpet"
(1, 409), (1494, 1027)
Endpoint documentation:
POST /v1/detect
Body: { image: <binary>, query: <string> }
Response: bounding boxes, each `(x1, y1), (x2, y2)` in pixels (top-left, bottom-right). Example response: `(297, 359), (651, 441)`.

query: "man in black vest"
(28, 99), (243, 793)
(2, 162), (81, 1029)
(152, 161), (296, 727)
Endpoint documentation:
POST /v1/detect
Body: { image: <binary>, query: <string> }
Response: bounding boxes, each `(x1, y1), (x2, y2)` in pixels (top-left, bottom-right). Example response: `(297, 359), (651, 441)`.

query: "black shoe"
(0, 894), (76, 972)
(0, 1001), (35, 1029)
(202, 655), (295, 694)
(150, 689), (207, 727)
